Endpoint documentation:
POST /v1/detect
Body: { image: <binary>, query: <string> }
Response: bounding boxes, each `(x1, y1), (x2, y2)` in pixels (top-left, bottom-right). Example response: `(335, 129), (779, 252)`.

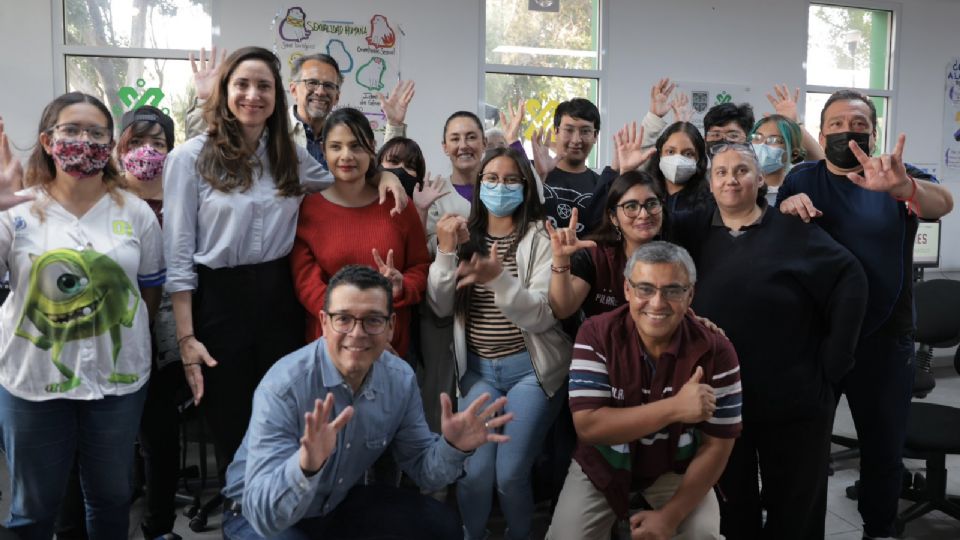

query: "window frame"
(803, 0), (901, 151)
(478, 0), (607, 166)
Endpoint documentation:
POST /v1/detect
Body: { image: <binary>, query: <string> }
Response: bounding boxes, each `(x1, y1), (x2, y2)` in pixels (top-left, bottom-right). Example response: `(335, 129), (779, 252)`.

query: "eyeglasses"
(616, 198), (663, 218)
(295, 79), (340, 93)
(626, 279), (691, 301)
(708, 142), (757, 158)
(750, 133), (786, 145)
(480, 173), (524, 191)
(325, 312), (389, 335)
(558, 126), (597, 140)
(48, 123), (111, 144)
(705, 130), (747, 143)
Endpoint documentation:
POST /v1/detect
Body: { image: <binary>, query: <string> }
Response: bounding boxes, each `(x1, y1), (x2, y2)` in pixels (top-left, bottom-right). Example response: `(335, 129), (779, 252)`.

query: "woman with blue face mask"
(749, 115), (809, 206)
(427, 146), (571, 540)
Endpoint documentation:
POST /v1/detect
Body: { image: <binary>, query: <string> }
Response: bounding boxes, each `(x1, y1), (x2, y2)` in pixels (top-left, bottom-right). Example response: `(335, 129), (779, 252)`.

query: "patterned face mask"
(121, 145), (166, 182)
(49, 139), (113, 179)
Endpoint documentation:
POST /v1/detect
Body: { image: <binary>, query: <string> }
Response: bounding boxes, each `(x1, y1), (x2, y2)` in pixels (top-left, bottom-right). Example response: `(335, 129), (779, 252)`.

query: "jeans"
(222, 484), (461, 540)
(0, 384), (148, 540)
(458, 351), (560, 540)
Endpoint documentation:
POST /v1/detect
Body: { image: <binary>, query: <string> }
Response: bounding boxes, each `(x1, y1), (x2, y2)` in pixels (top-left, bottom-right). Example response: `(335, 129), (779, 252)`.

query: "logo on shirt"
(13, 217), (26, 232)
(610, 386), (624, 400)
(112, 220), (134, 237)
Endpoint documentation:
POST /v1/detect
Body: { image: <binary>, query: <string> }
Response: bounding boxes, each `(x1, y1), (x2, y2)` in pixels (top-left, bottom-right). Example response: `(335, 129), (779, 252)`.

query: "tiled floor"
(2, 351), (959, 539)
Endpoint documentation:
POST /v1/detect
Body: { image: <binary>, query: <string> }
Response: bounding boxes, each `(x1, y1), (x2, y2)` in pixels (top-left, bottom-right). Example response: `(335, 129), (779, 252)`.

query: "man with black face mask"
(776, 89), (953, 539)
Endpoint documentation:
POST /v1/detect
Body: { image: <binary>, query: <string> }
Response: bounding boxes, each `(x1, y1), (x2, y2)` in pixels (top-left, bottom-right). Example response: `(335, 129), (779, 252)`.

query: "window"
(482, 0), (602, 167)
(804, 3), (896, 151)
(56, 0), (213, 144)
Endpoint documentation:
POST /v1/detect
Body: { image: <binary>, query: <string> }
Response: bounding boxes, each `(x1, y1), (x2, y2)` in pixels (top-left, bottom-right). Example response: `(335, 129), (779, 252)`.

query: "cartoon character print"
(355, 57), (387, 92)
(279, 7), (311, 42)
(15, 246), (140, 392)
(326, 39), (354, 73)
(544, 185), (592, 233)
(50, 139), (112, 178)
(121, 145), (165, 182)
(366, 14), (396, 49)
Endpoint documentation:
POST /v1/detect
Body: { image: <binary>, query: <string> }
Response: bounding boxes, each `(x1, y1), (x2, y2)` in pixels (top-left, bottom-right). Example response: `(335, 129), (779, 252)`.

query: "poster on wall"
(673, 82), (756, 132)
(942, 57), (960, 182)
(272, 5), (402, 142)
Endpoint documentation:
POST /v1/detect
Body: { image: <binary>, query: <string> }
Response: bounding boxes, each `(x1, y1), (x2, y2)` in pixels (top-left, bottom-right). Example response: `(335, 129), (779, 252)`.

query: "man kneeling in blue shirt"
(221, 265), (513, 539)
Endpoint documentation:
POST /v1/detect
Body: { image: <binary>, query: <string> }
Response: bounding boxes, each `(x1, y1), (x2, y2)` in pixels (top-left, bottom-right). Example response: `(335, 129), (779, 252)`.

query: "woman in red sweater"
(291, 108), (430, 357)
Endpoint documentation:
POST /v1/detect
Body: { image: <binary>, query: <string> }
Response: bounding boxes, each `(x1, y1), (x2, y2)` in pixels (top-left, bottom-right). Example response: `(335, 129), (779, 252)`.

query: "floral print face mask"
(49, 139), (113, 178)
(121, 145), (166, 182)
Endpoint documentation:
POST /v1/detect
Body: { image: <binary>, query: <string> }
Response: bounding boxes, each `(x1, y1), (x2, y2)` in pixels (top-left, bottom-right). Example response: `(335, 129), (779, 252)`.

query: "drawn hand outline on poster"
(942, 57), (960, 182)
(273, 6), (402, 142)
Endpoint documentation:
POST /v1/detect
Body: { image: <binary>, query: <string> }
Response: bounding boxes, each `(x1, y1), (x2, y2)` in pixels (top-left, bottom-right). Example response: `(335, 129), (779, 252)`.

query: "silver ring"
(484, 421), (490, 430)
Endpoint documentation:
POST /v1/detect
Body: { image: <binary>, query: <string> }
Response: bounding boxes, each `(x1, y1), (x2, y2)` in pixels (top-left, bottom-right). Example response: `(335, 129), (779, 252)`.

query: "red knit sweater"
(291, 193), (430, 357)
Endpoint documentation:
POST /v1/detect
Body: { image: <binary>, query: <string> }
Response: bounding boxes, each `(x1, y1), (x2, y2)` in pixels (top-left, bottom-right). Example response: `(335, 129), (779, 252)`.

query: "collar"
(710, 204), (767, 230)
(316, 338), (381, 400)
(291, 105), (321, 139)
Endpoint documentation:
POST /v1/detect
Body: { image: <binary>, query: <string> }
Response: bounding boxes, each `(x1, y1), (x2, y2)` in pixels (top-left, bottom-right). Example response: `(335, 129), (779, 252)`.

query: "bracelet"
(183, 361), (202, 367)
(893, 177), (920, 216)
(550, 264), (571, 273)
(437, 245), (456, 256)
(177, 334), (195, 347)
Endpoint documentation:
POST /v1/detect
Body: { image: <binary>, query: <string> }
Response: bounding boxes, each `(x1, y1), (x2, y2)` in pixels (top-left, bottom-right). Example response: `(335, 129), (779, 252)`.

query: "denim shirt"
(222, 338), (470, 537)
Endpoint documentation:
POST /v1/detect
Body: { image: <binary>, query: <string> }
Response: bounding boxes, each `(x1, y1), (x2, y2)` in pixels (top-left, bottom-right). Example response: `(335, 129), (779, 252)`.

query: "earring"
(614, 225), (622, 240)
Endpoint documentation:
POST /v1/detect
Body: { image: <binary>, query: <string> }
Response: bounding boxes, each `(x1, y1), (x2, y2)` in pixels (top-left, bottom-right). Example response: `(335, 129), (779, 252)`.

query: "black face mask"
(824, 132), (871, 169)
(384, 167), (419, 197)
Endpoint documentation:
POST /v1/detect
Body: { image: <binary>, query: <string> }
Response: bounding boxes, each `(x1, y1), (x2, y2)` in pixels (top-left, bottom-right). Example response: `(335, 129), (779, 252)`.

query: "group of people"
(0, 43), (953, 540)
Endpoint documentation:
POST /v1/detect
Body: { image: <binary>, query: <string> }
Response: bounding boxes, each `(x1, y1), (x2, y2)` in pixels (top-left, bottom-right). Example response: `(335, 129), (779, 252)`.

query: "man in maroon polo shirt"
(546, 241), (741, 540)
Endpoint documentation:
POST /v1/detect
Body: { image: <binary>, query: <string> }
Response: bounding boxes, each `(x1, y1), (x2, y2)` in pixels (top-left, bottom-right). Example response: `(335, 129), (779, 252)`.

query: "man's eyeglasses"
(295, 79), (340, 93)
(558, 126), (598, 140)
(480, 173), (524, 191)
(705, 130), (747, 143)
(616, 198), (663, 218)
(325, 312), (389, 335)
(708, 142), (757, 158)
(626, 279), (691, 301)
(48, 123), (111, 144)
(750, 133), (786, 145)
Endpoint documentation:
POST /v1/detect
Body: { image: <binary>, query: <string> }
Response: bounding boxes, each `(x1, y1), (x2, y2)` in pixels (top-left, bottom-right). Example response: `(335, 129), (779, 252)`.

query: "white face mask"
(659, 154), (697, 185)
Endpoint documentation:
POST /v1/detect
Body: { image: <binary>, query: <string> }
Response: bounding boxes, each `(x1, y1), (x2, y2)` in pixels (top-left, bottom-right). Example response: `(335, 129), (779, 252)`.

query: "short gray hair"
(624, 241), (697, 284)
(290, 53), (343, 85)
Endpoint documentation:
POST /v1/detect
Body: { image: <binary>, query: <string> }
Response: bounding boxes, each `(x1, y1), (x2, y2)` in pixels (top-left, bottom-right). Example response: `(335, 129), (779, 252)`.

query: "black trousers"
(194, 258), (305, 477)
(718, 403), (835, 540)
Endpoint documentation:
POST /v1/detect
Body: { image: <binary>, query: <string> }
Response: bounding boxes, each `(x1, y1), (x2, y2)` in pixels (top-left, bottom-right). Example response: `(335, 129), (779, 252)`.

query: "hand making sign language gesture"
(499, 98), (525, 145)
(189, 46), (227, 101)
(372, 248), (404, 299)
(614, 121), (657, 173)
(531, 128), (560, 181)
(0, 117), (34, 211)
(377, 80), (416, 128)
(545, 207), (596, 262)
(456, 241), (504, 290)
(846, 133), (913, 196)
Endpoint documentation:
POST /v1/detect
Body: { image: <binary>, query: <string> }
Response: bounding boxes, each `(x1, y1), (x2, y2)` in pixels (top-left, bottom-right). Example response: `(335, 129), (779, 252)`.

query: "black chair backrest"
(914, 279), (960, 346)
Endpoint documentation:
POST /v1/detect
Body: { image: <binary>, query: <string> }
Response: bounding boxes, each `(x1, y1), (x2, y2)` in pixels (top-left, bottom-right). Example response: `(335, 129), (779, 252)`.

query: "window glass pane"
(805, 92), (887, 154)
(485, 0), (600, 70)
(64, 0), (212, 50)
(485, 72), (599, 167)
(66, 56), (195, 145)
(806, 4), (891, 90)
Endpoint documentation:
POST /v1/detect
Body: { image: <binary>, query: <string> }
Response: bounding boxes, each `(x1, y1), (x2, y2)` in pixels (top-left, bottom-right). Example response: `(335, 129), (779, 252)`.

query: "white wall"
(1, 0), (957, 267)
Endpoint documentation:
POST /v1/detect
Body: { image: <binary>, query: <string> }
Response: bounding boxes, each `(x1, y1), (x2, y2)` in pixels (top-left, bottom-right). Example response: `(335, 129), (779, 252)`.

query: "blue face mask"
(479, 182), (524, 217)
(752, 143), (786, 174)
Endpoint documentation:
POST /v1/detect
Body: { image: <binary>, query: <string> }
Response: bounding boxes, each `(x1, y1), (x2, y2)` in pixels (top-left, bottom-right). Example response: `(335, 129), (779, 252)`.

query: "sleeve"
(582, 166), (618, 232)
(184, 98), (207, 140)
(426, 251), (458, 318)
(241, 386), (328, 537)
(775, 167), (803, 207)
(568, 319), (612, 413)
(640, 111), (667, 149)
(486, 227), (558, 333)
(569, 247), (596, 285)
(0, 210), (15, 277)
(162, 143), (201, 293)
(136, 204), (166, 289)
(290, 199), (330, 319)
(394, 203), (431, 309)
(391, 373), (470, 491)
(384, 122), (407, 143)
(297, 145), (334, 194)
(699, 337), (742, 439)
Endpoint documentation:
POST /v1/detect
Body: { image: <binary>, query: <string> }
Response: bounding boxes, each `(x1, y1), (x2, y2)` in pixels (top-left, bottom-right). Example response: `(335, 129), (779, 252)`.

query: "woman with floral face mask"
(0, 93), (164, 539)
(427, 146), (571, 540)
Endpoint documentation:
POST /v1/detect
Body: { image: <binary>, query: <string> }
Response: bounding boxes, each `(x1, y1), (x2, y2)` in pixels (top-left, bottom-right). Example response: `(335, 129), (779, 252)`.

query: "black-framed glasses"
(295, 79), (340, 93)
(705, 130), (747, 143)
(750, 133), (786, 145)
(48, 123), (111, 144)
(708, 142), (757, 158)
(325, 312), (389, 335)
(625, 279), (691, 301)
(616, 198), (663, 218)
(479, 173), (524, 191)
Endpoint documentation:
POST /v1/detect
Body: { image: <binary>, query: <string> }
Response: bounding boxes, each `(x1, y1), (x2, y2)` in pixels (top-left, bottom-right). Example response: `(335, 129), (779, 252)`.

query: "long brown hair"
(24, 92), (125, 219)
(196, 46), (301, 197)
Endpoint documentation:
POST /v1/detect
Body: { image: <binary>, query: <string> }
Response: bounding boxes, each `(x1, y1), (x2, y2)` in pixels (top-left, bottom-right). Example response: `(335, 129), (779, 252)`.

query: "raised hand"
(670, 92), (693, 123)
(377, 170), (409, 217)
(847, 133), (913, 196)
(179, 336), (218, 405)
(499, 98), (525, 144)
(614, 121), (657, 173)
(413, 173), (449, 210)
(531, 128), (559, 180)
(435, 213), (469, 254)
(189, 46), (227, 101)
(778, 193), (822, 223)
(440, 392), (512, 452)
(456, 241), (503, 289)
(0, 118), (34, 211)
(545, 207), (596, 262)
(766, 84), (801, 122)
(672, 366), (716, 424)
(378, 80), (416, 127)
(372, 248), (403, 298)
(649, 78), (676, 118)
(299, 393), (354, 475)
